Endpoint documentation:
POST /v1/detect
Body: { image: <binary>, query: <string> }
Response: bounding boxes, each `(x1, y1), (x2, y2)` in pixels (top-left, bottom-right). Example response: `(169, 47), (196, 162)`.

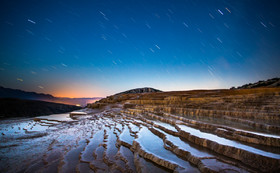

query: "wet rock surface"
(1, 88), (280, 172)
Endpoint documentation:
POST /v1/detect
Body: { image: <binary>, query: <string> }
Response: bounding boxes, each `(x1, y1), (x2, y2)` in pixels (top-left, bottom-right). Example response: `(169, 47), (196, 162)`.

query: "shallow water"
(153, 121), (177, 132)
(236, 128), (280, 139)
(128, 122), (140, 132)
(81, 130), (104, 162)
(136, 126), (199, 172)
(178, 124), (280, 159)
(119, 125), (134, 145)
(1, 108), (280, 173)
(154, 127), (213, 158)
(37, 113), (73, 122)
(119, 146), (137, 172)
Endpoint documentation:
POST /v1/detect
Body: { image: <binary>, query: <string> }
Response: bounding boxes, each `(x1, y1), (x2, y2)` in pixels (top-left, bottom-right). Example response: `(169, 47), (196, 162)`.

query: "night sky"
(0, 0), (279, 97)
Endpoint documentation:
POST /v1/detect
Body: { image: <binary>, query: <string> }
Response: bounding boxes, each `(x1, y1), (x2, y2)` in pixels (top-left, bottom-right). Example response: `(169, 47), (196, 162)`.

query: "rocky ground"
(1, 88), (280, 172)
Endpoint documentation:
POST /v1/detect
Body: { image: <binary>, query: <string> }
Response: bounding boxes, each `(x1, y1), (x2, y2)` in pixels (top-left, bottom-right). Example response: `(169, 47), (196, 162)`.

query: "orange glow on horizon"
(50, 86), (106, 98)
(52, 91), (104, 98)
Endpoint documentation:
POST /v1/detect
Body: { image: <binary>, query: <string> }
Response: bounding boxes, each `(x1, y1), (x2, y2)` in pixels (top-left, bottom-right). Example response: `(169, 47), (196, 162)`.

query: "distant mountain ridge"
(115, 87), (162, 95)
(232, 78), (280, 89)
(0, 86), (102, 106)
(0, 86), (54, 100)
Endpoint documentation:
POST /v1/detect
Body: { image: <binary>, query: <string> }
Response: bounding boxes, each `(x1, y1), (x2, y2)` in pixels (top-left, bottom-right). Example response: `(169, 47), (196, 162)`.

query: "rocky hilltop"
(115, 87), (162, 95)
(90, 87), (161, 108)
(232, 77), (280, 89)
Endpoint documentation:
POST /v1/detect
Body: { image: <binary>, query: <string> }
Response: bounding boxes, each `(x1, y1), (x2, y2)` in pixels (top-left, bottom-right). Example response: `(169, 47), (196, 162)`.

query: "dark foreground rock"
(0, 98), (81, 118)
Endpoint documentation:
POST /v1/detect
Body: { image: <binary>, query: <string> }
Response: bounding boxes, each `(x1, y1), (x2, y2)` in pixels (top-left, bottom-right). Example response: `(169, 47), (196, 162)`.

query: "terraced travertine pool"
(0, 106), (280, 173)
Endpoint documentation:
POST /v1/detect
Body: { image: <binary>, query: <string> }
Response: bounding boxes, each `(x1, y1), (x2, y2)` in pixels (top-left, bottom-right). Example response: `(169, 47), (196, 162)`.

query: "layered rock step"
(124, 108), (280, 147)
(2, 88), (280, 173)
(123, 109), (280, 172)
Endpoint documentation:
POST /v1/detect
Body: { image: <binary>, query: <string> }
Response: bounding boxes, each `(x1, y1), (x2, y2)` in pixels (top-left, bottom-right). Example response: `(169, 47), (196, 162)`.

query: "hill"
(115, 87), (162, 95)
(0, 86), (101, 106)
(0, 98), (81, 118)
(90, 87), (161, 108)
(232, 78), (280, 89)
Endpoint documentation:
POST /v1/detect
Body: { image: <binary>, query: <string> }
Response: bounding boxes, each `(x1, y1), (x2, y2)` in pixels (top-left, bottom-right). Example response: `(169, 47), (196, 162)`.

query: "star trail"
(0, 0), (279, 97)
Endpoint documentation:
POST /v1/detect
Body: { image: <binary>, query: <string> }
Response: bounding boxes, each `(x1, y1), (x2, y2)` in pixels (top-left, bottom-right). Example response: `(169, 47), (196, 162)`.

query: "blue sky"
(0, 0), (279, 97)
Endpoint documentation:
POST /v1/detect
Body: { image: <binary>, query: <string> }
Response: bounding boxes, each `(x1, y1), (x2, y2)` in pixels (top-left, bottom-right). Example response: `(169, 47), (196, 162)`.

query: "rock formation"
(1, 86), (280, 173)
(115, 87), (162, 95)
(231, 77), (280, 89)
